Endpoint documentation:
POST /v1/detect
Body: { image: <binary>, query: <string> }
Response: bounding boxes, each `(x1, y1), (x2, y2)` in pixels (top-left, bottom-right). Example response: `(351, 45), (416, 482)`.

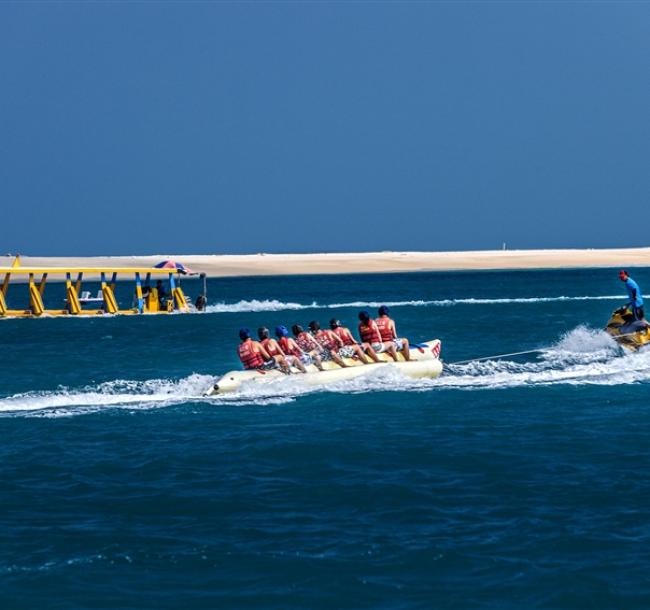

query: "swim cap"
(308, 320), (320, 332)
(329, 318), (341, 329)
(378, 305), (390, 316)
(275, 325), (289, 338)
(358, 310), (370, 322)
(257, 326), (269, 340)
(239, 328), (251, 340)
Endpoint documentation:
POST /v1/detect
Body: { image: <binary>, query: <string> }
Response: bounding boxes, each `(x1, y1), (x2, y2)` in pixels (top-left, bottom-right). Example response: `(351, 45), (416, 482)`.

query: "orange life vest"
(261, 338), (281, 357)
(279, 336), (301, 358)
(238, 340), (265, 370)
(376, 316), (395, 342)
(315, 329), (337, 351)
(333, 326), (355, 346)
(359, 319), (382, 344)
(296, 332), (317, 352)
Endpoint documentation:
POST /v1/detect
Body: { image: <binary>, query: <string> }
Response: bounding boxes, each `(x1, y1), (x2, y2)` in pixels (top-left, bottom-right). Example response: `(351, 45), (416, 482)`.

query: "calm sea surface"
(2, 268), (650, 609)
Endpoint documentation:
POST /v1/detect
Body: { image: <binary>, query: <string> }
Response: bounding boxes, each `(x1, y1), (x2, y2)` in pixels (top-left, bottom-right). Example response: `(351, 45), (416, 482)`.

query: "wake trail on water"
(0, 295), (621, 322)
(438, 326), (647, 389)
(1, 327), (649, 418)
(204, 295), (621, 314)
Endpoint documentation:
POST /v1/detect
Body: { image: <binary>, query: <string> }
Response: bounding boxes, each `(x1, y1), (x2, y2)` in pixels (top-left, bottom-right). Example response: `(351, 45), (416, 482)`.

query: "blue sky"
(1, 2), (649, 255)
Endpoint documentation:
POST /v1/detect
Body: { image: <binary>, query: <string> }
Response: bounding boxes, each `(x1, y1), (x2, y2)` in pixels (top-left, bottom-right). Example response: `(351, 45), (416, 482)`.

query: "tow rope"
(444, 330), (645, 368)
(445, 348), (544, 367)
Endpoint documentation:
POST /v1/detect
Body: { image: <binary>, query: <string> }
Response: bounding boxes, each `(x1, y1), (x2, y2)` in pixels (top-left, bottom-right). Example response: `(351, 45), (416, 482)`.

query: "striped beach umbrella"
(154, 260), (195, 275)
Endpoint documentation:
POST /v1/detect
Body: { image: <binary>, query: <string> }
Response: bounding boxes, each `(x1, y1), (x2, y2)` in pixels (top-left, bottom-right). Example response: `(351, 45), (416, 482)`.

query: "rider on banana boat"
(291, 324), (327, 370)
(238, 328), (290, 372)
(329, 318), (379, 363)
(376, 305), (411, 361)
(618, 270), (647, 322)
(307, 321), (349, 368)
(275, 325), (323, 371)
(258, 327), (307, 373)
(357, 310), (399, 361)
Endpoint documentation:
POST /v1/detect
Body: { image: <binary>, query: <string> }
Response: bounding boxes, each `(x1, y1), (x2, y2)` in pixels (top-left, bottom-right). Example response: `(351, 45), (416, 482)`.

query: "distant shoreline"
(4, 248), (650, 278)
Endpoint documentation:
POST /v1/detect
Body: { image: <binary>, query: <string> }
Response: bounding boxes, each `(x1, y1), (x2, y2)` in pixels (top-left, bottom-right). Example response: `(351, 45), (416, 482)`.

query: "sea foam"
(2, 326), (648, 417)
(204, 295), (621, 314)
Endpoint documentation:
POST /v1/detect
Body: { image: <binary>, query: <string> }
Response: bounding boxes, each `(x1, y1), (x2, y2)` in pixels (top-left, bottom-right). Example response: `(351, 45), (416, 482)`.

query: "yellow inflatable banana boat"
(205, 339), (443, 395)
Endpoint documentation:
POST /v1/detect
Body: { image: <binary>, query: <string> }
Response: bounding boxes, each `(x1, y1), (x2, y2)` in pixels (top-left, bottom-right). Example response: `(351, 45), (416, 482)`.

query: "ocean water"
(2, 268), (650, 609)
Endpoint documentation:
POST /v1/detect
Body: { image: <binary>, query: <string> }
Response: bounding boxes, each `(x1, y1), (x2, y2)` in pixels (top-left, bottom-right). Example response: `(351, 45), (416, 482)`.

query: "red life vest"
(279, 336), (301, 358)
(315, 329), (337, 351)
(333, 326), (355, 346)
(359, 320), (382, 344)
(296, 332), (316, 352)
(238, 340), (265, 370)
(376, 317), (395, 342)
(261, 338), (281, 357)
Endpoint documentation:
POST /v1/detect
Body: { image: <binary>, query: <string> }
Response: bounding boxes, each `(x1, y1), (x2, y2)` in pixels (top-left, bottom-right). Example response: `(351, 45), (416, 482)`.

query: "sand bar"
(3, 248), (650, 278)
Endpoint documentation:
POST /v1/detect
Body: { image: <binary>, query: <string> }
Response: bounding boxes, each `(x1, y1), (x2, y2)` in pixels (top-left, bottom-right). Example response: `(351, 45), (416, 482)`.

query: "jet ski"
(205, 339), (443, 395)
(605, 308), (650, 351)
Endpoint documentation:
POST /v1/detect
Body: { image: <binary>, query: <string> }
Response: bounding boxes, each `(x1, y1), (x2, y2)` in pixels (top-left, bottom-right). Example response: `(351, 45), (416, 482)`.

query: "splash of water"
(2, 326), (647, 417)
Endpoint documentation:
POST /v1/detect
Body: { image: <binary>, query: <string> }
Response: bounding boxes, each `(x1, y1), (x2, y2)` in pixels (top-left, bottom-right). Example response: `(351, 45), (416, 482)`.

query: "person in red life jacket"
(293, 323), (334, 369)
(258, 326), (307, 373)
(277, 325), (323, 371)
(307, 321), (349, 368)
(375, 305), (410, 361)
(329, 318), (378, 363)
(357, 310), (398, 361)
(237, 328), (288, 372)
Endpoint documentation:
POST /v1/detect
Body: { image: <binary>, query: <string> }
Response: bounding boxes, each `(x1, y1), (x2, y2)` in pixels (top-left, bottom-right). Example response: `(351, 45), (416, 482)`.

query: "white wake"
(204, 295), (621, 314)
(1, 326), (648, 418)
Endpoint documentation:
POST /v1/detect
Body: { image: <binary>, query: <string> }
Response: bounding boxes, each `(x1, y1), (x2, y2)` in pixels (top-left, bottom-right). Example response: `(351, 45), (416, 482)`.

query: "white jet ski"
(204, 339), (442, 395)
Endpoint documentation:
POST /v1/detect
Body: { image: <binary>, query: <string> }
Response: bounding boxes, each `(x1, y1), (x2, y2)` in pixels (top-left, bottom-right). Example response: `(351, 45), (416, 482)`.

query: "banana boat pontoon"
(0, 257), (194, 318)
(205, 339), (443, 395)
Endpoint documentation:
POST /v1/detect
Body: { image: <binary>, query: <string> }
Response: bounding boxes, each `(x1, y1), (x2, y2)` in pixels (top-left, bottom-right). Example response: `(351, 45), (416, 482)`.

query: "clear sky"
(1, 1), (649, 256)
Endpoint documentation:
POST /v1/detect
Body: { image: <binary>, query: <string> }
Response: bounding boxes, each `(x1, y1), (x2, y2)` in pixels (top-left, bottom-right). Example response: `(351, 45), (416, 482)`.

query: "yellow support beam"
(100, 273), (118, 314)
(28, 274), (45, 316)
(173, 287), (188, 311)
(0, 289), (6, 316)
(65, 273), (81, 315)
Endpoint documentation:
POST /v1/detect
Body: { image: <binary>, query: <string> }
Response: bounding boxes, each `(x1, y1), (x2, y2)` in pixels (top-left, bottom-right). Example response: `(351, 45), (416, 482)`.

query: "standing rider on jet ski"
(618, 270), (645, 320)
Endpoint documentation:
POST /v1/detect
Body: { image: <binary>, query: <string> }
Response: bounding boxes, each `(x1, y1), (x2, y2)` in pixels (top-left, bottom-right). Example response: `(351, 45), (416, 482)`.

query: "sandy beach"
(4, 248), (650, 277)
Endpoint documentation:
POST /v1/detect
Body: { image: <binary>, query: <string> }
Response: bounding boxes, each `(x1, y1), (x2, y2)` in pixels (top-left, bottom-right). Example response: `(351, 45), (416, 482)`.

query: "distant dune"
(5, 248), (650, 277)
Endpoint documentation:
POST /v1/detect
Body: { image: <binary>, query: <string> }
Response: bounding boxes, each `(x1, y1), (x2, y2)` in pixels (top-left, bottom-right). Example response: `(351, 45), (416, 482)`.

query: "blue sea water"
(2, 268), (650, 609)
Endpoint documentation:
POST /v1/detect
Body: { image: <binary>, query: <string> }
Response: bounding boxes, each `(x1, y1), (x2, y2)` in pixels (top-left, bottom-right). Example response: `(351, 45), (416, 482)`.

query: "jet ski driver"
(618, 270), (646, 321)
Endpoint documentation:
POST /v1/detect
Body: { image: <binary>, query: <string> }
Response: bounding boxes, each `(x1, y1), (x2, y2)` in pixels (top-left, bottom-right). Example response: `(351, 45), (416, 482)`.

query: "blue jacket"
(625, 277), (643, 308)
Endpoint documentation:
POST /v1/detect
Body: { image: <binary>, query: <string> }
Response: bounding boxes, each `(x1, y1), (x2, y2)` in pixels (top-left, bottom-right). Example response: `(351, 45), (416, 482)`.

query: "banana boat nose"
(204, 383), (220, 396)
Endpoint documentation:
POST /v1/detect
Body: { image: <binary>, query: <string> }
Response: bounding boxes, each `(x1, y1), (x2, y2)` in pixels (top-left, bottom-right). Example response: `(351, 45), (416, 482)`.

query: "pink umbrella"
(154, 260), (195, 275)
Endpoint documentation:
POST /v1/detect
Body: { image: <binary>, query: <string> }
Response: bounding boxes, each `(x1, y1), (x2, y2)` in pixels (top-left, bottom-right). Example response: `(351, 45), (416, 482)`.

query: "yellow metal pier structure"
(0, 260), (189, 318)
